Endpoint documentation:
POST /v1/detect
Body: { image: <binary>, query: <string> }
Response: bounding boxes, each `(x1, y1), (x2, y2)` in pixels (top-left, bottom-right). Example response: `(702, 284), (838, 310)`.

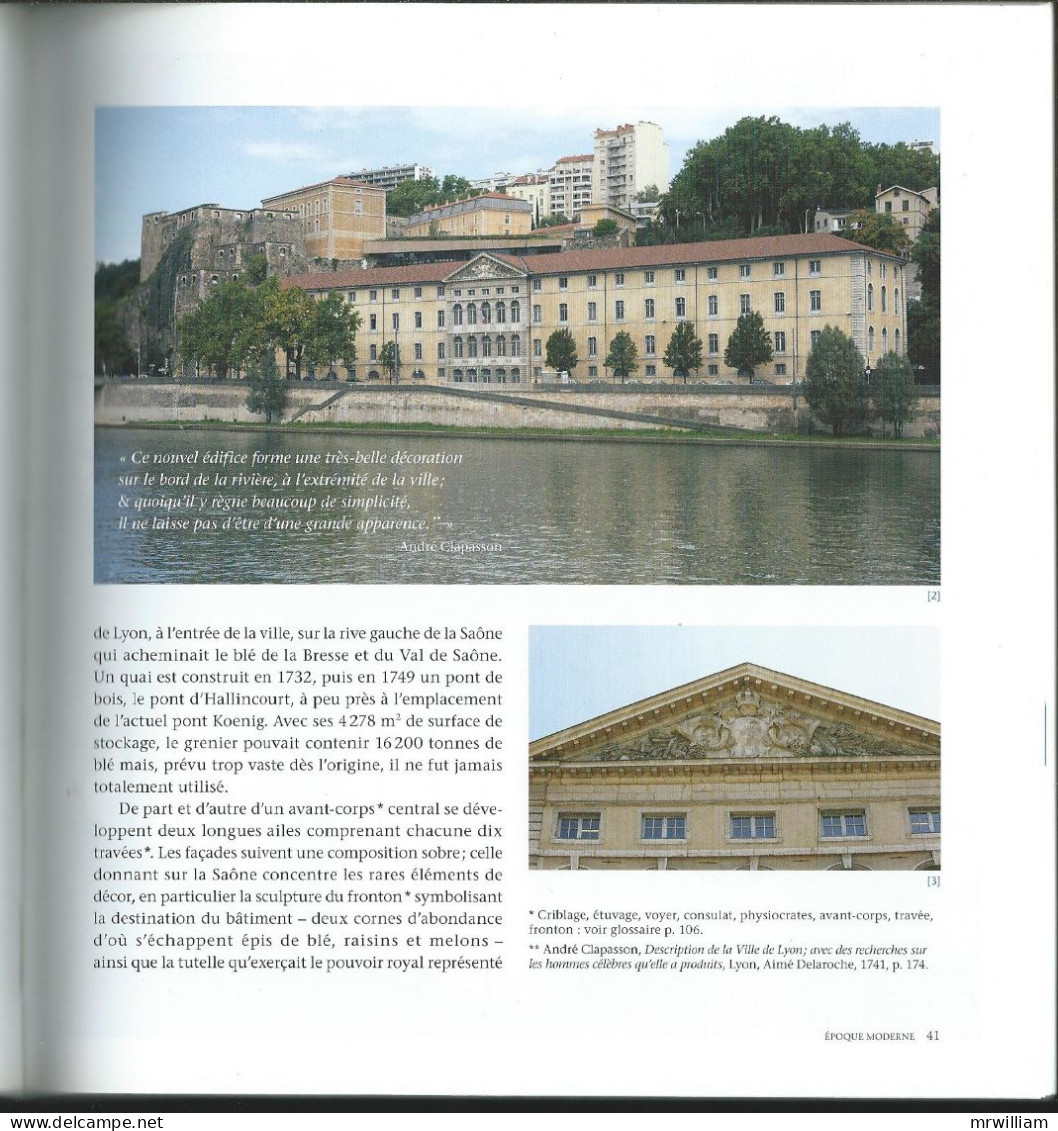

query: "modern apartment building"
(548, 154), (594, 219)
(285, 231), (908, 384)
(346, 162), (435, 191)
(529, 662), (940, 871)
(593, 121), (670, 213)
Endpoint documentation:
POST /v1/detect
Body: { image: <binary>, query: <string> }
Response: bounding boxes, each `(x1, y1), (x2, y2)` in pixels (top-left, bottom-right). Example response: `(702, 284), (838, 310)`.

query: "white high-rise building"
(347, 162), (435, 191)
(593, 121), (669, 213)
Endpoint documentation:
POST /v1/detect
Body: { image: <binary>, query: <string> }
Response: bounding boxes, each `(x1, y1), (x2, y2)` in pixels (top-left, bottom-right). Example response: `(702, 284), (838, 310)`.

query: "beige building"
(402, 193), (533, 238)
(875, 185), (938, 243)
(260, 176), (386, 261)
(548, 154), (594, 219)
(505, 173), (550, 226)
(287, 231), (907, 384)
(529, 663), (940, 871)
(593, 121), (670, 213)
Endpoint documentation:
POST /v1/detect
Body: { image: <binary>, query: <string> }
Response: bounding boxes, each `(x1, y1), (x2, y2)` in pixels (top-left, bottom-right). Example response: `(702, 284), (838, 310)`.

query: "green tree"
(907, 208), (940, 382)
(872, 351), (917, 438)
(545, 328), (578, 377)
(385, 175), (441, 218)
(379, 341), (400, 383)
(94, 259), (142, 303)
(177, 278), (262, 380)
(245, 254), (269, 285)
(309, 291), (360, 378)
(439, 174), (474, 202)
(723, 311), (773, 380)
(264, 281), (316, 380)
(635, 185), (661, 203)
(804, 325), (870, 436)
(246, 346), (288, 424)
(838, 211), (912, 256)
(663, 321), (703, 382)
(535, 213), (570, 229)
(604, 331), (638, 381)
(592, 218), (619, 237)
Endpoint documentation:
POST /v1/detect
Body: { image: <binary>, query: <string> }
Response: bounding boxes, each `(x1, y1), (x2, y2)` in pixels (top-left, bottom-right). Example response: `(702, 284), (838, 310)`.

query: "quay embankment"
(94, 378), (940, 447)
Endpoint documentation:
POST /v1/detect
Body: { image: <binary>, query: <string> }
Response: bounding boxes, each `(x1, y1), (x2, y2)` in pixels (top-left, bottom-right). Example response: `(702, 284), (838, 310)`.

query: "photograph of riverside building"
(529, 654), (940, 872)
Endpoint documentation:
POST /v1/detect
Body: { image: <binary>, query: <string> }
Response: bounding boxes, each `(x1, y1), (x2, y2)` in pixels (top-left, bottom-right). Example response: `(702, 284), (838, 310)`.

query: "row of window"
(534, 291), (838, 325)
(556, 808), (940, 842)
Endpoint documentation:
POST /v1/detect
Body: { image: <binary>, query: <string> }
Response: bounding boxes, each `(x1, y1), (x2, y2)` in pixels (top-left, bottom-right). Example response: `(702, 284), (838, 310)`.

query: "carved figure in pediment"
(808, 722), (910, 758)
(675, 713), (730, 751)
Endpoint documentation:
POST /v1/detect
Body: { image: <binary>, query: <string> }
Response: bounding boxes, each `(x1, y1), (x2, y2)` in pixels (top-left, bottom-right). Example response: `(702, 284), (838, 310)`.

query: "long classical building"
(285, 231), (907, 383)
(529, 663), (940, 871)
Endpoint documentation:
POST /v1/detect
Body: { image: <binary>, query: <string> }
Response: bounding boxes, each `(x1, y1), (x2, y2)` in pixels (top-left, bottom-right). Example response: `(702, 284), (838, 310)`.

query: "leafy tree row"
(906, 209), (940, 382)
(653, 116), (939, 242)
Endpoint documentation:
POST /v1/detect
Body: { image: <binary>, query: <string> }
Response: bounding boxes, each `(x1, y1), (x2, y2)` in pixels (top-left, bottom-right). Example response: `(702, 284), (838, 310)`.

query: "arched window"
(895, 328), (901, 353)
(511, 335), (521, 357)
(468, 336), (478, 358)
(868, 326), (875, 356)
(881, 286), (887, 313)
(480, 302), (491, 324)
(495, 301), (506, 324)
(867, 283), (874, 312)
(894, 288), (899, 311)
(467, 302), (477, 325)
(453, 304), (463, 326)
(510, 300), (520, 323)
(454, 336), (463, 359)
(881, 327), (888, 354)
(481, 337), (491, 358)
(495, 336), (506, 357)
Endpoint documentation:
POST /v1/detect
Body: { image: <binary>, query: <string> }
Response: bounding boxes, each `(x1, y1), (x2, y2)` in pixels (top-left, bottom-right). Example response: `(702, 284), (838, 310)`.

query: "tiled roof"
(281, 262), (465, 291)
(261, 176), (377, 202)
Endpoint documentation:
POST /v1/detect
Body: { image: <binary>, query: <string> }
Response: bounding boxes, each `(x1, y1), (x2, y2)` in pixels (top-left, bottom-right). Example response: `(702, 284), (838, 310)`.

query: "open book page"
(21, 3), (1057, 1102)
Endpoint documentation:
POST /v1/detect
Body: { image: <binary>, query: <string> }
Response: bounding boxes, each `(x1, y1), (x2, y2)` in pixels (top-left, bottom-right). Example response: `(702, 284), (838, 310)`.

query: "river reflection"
(95, 428), (939, 585)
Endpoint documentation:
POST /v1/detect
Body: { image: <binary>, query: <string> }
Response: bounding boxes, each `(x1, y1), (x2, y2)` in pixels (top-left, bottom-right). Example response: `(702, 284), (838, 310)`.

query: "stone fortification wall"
(95, 381), (940, 439)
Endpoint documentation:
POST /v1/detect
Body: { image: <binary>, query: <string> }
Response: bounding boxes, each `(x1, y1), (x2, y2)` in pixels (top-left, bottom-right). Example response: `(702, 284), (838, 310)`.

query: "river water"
(94, 427), (939, 585)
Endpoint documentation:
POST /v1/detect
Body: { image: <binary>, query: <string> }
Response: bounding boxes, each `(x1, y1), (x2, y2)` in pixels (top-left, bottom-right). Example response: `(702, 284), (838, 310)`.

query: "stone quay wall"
(95, 380), (941, 439)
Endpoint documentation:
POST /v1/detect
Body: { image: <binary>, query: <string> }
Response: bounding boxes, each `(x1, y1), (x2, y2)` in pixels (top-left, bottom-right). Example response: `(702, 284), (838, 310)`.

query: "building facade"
(288, 231), (908, 384)
(548, 154), (594, 219)
(875, 185), (938, 243)
(504, 173), (550, 226)
(347, 162), (435, 191)
(529, 663), (940, 871)
(593, 121), (670, 213)
(260, 176), (387, 261)
(402, 193), (533, 238)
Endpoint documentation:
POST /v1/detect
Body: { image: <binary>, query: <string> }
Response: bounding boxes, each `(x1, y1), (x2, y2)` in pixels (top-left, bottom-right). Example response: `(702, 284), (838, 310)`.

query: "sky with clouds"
(96, 105), (939, 264)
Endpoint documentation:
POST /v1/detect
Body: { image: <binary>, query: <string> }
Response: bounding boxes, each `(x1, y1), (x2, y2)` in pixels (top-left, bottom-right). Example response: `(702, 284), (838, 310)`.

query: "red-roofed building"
(288, 232), (907, 385)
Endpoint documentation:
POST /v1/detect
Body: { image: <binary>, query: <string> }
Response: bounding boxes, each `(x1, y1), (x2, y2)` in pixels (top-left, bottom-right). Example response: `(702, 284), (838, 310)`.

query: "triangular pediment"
(444, 254), (527, 284)
(530, 663), (939, 765)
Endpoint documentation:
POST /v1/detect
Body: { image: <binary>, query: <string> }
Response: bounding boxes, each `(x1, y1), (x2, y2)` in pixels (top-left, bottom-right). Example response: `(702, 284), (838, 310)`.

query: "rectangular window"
(645, 364), (656, 376)
(615, 300), (625, 320)
(392, 313), (400, 331)
(810, 290), (822, 312)
(533, 305), (542, 324)
(708, 295), (718, 316)
(587, 274), (598, 288)
(773, 261), (786, 277)
(707, 363), (718, 376)
(414, 343), (423, 361)
(615, 272), (625, 286)
(902, 199), (910, 212)
(774, 330), (786, 353)
(588, 365), (598, 377)
(369, 314), (377, 331)
(644, 270), (655, 284)
(642, 815), (686, 840)
(437, 343), (446, 360)
(675, 297), (686, 318)
(811, 330), (822, 348)
(707, 266), (718, 280)
(909, 809), (941, 834)
(740, 293), (751, 315)
(821, 811), (868, 838)
(533, 339), (542, 357)
(645, 335), (655, 356)
(730, 814), (775, 840)
(587, 301), (598, 322)
(774, 292), (786, 315)
(674, 268), (686, 283)
(437, 311), (445, 329)
(414, 286), (423, 298)
(587, 336), (597, 357)
(775, 363), (787, 376)
(559, 303), (568, 322)
(739, 263), (751, 278)
(369, 289), (378, 302)
(347, 291), (356, 302)
(369, 344), (377, 361)
(391, 288), (400, 300)
(557, 813), (600, 841)
(533, 279), (542, 291)
(809, 260), (821, 276)
(559, 276), (568, 290)
(708, 333), (719, 355)
(437, 286), (445, 299)
(644, 298), (655, 319)
(884, 201), (893, 213)
(414, 311), (422, 329)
